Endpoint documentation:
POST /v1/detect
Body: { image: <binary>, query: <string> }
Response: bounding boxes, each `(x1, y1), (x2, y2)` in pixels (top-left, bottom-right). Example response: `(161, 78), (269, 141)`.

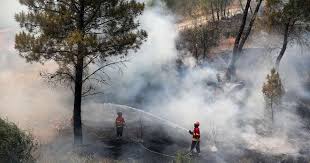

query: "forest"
(0, 0), (310, 162)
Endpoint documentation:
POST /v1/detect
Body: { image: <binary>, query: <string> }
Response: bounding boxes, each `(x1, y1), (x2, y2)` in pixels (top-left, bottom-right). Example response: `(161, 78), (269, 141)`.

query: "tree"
(205, 0), (233, 21)
(226, 0), (251, 80)
(157, 0), (197, 16)
(262, 68), (284, 122)
(15, 0), (147, 144)
(226, 0), (263, 80)
(265, 0), (310, 70)
(178, 17), (221, 62)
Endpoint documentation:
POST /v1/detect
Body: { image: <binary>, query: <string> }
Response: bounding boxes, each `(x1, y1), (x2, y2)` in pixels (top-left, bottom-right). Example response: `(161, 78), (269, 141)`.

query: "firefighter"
(115, 112), (125, 139)
(189, 121), (200, 154)
(217, 73), (222, 83)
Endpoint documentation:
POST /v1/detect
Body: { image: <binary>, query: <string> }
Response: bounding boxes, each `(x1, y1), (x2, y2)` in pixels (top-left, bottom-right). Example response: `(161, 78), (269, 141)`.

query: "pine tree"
(262, 68), (284, 122)
(15, 0), (147, 144)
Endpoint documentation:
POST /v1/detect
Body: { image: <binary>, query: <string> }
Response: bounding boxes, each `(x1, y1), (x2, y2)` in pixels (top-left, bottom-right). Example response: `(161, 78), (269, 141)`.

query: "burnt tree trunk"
(73, 55), (84, 144)
(223, 0), (227, 18)
(226, 0), (251, 80)
(276, 22), (290, 70)
(74, 0), (85, 145)
(238, 0), (263, 51)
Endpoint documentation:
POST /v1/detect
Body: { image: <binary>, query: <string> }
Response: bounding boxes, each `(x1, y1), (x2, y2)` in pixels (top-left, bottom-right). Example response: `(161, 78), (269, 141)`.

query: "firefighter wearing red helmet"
(115, 112), (125, 139)
(189, 121), (200, 154)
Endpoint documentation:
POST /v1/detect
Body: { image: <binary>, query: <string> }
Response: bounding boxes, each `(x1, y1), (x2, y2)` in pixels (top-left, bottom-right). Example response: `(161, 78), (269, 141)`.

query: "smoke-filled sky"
(0, 0), (23, 51)
(0, 0), (72, 142)
(0, 0), (310, 160)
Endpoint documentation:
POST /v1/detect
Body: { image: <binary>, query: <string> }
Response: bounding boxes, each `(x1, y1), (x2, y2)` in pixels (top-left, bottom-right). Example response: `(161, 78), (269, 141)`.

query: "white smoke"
(0, 0), (72, 143)
(90, 3), (310, 157)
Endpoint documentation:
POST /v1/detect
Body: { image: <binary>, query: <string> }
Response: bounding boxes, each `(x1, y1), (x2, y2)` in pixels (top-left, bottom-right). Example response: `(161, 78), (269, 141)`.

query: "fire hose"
(130, 138), (198, 159)
(86, 125), (201, 159)
(132, 138), (176, 158)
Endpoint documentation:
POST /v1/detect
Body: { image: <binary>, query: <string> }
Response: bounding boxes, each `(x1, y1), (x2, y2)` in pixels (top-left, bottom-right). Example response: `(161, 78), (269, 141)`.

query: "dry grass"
(38, 153), (122, 163)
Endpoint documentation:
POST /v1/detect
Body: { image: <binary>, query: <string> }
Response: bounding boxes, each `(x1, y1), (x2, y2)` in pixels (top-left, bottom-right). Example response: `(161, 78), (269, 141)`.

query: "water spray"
(104, 103), (189, 132)
(104, 103), (218, 153)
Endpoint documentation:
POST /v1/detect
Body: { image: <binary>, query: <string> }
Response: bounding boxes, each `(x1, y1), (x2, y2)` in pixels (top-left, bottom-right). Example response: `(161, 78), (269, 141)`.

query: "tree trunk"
(223, 0), (227, 18)
(276, 23), (290, 70)
(249, 4), (253, 14)
(239, 0), (245, 12)
(202, 28), (207, 59)
(220, 0), (224, 18)
(194, 43), (198, 60)
(74, 0), (85, 145)
(238, 0), (263, 51)
(226, 0), (252, 80)
(216, 7), (220, 20)
(216, 0), (220, 21)
(271, 97), (273, 123)
(73, 56), (84, 144)
(211, 1), (215, 22)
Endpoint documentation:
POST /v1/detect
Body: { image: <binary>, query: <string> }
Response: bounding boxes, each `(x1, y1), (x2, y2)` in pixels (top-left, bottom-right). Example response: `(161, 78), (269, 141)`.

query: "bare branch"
(87, 77), (109, 85)
(41, 71), (75, 82)
(82, 60), (128, 83)
(82, 91), (104, 98)
(81, 85), (94, 96)
(83, 55), (99, 69)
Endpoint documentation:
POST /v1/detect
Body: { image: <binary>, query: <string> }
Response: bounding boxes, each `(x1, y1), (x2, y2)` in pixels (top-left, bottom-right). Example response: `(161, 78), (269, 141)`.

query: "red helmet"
(194, 121), (200, 126)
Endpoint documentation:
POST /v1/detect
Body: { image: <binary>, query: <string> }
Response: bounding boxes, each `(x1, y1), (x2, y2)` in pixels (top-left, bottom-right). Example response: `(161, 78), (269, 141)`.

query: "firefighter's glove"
(189, 130), (193, 135)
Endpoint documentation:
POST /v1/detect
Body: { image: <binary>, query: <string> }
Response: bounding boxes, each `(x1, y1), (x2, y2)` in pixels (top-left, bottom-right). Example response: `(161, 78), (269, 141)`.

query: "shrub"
(175, 151), (193, 163)
(0, 117), (37, 163)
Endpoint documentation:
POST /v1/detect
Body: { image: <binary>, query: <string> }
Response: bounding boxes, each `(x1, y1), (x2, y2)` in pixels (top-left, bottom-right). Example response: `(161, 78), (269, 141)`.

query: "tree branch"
(82, 91), (104, 98)
(82, 60), (128, 83)
(84, 2), (102, 27)
(31, 3), (77, 21)
(238, 0), (262, 51)
(51, 71), (75, 82)
(83, 55), (99, 69)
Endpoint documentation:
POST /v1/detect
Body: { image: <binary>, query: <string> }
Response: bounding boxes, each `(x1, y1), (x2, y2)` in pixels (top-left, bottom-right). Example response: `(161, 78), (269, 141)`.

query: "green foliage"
(15, 0), (147, 88)
(158, 0), (189, 10)
(0, 117), (37, 163)
(263, 0), (310, 69)
(158, 0), (233, 17)
(179, 23), (221, 59)
(265, 0), (310, 30)
(15, 0), (148, 144)
(178, 14), (241, 61)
